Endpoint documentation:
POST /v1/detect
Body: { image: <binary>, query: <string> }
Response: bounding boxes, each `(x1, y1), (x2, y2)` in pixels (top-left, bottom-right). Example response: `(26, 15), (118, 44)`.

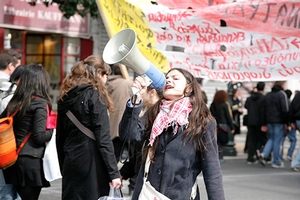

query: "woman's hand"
(261, 125), (268, 132)
(131, 76), (148, 102)
(110, 178), (122, 189)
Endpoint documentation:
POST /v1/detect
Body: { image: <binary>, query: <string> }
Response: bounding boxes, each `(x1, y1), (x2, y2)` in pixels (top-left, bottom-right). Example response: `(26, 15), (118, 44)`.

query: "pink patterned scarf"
(149, 97), (193, 146)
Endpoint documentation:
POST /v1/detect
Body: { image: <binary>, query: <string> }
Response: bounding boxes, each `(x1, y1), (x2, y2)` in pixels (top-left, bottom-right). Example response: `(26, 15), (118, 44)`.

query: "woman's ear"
(149, 88), (156, 96)
(185, 85), (192, 96)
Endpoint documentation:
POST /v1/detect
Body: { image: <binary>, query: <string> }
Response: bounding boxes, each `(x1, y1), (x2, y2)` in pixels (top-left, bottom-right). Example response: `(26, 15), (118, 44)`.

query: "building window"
(4, 29), (23, 50)
(26, 34), (62, 83)
(64, 37), (80, 76)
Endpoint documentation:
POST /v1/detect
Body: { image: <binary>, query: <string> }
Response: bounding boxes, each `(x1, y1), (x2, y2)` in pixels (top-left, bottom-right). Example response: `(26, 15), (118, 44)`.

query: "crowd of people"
(244, 81), (300, 170)
(0, 49), (299, 200)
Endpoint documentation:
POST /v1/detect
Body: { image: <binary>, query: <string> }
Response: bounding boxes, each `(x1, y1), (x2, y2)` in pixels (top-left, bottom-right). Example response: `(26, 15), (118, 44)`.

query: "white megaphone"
(103, 28), (166, 94)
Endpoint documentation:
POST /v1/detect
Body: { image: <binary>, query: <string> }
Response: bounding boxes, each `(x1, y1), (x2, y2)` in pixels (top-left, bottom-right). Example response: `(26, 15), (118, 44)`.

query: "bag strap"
(8, 108), (20, 118)
(66, 110), (95, 141)
(16, 132), (32, 154)
(144, 150), (151, 179)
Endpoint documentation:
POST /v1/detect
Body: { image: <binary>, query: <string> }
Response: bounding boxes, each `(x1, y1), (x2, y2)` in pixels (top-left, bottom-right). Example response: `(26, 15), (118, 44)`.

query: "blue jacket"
(119, 102), (225, 200)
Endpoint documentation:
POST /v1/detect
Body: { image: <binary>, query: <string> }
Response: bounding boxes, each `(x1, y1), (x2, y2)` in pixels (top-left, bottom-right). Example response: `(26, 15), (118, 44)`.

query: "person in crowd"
(244, 82), (268, 164)
(1, 64), (53, 200)
(243, 87), (257, 154)
(259, 81), (289, 168)
(119, 68), (225, 200)
(1, 49), (22, 68)
(280, 89), (297, 161)
(230, 88), (243, 135)
(291, 148), (300, 172)
(119, 85), (163, 194)
(210, 90), (235, 163)
(107, 63), (133, 161)
(56, 55), (121, 200)
(0, 53), (22, 200)
(0, 65), (25, 113)
(0, 53), (18, 86)
(290, 90), (300, 171)
(0, 65), (25, 200)
(290, 89), (300, 136)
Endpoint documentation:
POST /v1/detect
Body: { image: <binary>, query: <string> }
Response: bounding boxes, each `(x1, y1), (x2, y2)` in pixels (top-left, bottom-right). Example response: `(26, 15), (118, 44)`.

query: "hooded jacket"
(264, 85), (289, 124)
(56, 84), (120, 199)
(245, 91), (265, 126)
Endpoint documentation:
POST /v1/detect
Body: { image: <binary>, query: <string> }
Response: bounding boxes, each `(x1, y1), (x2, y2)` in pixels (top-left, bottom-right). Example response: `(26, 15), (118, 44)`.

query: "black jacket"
(0, 97), (53, 158)
(119, 102), (225, 200)
(56, 85), (120, 200)
(245, 92), (265, 126)
(210, 102), (235, 131)
(119, 104), (145, 180)
(290, 92), (300, 123)
(264, 85), (289, 124)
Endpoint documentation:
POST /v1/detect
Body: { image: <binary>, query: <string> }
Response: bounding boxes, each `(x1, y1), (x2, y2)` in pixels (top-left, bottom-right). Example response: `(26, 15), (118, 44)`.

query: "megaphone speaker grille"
(103, 29), (136, 64)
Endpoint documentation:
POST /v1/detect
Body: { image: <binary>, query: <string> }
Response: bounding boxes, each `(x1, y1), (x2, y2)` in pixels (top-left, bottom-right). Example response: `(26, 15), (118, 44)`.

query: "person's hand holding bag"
(110, 178), (122, 189)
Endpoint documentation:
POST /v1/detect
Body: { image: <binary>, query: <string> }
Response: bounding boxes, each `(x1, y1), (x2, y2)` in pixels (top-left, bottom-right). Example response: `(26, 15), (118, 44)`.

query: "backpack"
(0, 109), (31, 169)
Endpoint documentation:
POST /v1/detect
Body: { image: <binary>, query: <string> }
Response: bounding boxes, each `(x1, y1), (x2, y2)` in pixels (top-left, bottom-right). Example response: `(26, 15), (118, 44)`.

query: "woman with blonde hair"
(56, 55), (121, 200)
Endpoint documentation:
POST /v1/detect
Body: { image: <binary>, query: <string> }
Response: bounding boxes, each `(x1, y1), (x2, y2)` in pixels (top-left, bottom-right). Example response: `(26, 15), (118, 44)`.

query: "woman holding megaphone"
(119, 68), (225, 200)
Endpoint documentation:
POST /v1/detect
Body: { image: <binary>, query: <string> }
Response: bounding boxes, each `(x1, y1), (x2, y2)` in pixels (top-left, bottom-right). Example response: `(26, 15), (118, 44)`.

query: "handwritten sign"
(97, 0), (168, 72)
(98, 0), (300, 81)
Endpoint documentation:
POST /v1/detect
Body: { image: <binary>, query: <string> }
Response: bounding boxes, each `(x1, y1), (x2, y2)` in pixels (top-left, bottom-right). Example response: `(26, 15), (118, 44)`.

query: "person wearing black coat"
(56, 55), (121, 200)
(244, 82), (267, 164)
(1, 65), (53, 200)
(259, 81), (289, 168)
(290, 91), (300, 130)
(119, 68), (225, 200)
(119, 86), (162, 193)
(210, 90), (235, 162)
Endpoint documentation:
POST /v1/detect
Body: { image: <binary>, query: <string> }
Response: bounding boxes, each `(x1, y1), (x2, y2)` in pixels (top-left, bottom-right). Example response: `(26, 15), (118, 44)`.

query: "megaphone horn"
(103, 28), (166, 92)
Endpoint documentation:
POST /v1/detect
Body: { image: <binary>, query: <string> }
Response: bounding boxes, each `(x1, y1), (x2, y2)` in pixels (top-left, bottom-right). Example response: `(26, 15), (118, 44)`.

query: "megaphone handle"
(131, 87), (140, 95)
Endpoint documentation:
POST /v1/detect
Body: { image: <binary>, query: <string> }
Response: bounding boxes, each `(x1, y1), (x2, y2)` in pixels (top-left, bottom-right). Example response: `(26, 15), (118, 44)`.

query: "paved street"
(40, 132), (300, 200)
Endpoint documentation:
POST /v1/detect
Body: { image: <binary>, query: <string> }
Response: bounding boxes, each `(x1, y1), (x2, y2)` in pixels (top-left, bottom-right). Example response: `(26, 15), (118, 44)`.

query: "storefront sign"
(0, 0), (90, 38)
(98, 0), (300, 81)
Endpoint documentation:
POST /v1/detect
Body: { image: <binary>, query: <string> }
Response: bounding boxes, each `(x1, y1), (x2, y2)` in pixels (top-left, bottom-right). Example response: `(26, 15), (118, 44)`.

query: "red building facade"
(0, 0), (93, 85)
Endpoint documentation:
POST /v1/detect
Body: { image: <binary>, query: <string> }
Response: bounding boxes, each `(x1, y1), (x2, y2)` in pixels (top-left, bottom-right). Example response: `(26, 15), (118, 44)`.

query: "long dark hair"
(7, 64), (52, 117)
(144, 68), (213, 161)
(58, 55), (114, 113)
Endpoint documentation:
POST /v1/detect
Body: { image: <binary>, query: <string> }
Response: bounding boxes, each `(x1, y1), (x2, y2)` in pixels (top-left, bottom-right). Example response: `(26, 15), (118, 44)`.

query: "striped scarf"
(149, 97), (193, 146)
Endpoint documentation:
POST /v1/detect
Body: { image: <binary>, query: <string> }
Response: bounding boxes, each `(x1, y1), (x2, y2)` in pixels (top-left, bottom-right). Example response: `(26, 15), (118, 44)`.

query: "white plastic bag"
(98, 186), (129, 200)
(43, 129), (62, 181)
